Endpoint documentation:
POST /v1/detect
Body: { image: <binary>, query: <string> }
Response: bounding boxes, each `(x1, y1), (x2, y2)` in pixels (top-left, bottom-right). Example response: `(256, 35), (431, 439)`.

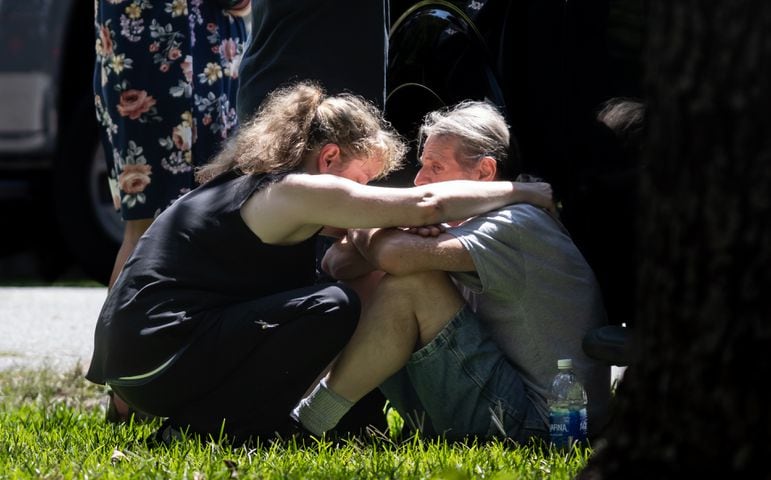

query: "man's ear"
(478, 156), (498, 181)
(317, 143), (341, 173)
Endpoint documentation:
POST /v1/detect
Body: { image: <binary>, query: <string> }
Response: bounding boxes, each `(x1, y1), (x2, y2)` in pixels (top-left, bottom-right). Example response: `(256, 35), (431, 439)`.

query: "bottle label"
(549, 407), (587, 448)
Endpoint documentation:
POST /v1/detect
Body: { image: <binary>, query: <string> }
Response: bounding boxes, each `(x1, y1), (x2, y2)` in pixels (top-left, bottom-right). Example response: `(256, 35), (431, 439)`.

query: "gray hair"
(596, 97), (646, 153)
(418, 101), (510, 174)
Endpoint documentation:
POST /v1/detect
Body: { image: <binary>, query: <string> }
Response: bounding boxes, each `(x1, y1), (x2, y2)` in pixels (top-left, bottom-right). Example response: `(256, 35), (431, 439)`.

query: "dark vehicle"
(0, 0), (117, 284)
(0, 0), (646, 329)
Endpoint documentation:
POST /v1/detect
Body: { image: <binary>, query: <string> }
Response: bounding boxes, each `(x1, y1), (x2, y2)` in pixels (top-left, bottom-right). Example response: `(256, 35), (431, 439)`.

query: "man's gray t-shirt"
(448, 204), (610, 435)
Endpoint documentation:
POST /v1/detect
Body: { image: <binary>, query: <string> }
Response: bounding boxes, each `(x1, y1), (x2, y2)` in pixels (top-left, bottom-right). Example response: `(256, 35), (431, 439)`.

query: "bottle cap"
(557, 358), (572, 369)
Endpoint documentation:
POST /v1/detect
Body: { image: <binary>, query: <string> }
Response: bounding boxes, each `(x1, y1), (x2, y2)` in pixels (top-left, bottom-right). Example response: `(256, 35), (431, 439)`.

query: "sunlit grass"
(0, 365), (591, 479)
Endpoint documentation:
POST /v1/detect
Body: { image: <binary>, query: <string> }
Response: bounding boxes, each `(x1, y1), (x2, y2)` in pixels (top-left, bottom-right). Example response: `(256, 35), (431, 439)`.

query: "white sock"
(291, 378), (354, 436)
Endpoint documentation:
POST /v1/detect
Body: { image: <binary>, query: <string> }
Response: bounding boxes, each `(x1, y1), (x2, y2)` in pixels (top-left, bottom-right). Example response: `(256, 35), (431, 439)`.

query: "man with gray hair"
(291, 101), (609, 444)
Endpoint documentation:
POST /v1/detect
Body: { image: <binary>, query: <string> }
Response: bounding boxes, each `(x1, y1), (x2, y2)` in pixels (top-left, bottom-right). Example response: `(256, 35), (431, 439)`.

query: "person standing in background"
(236, 0), (389, 122)
(93, 0), (249, 422)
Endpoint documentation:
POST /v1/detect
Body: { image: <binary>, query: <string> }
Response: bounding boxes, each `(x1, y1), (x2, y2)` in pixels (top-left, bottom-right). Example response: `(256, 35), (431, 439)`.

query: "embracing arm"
(241, 173), (553, 244)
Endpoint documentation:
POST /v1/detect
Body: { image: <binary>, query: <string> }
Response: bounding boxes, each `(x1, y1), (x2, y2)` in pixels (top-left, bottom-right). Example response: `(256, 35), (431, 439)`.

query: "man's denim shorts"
(379, 305), (548, 443)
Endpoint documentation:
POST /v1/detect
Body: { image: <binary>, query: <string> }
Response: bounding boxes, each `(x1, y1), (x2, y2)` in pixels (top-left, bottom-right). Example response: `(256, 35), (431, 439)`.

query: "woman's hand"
(516, 181), (557, 215)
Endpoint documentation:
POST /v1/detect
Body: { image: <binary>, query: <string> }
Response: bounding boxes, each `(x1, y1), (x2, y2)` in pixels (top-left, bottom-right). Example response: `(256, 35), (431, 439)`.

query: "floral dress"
(93, 0), (248, 220)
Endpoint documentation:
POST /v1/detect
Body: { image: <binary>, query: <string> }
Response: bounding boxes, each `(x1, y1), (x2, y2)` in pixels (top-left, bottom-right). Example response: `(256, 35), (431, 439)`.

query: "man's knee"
(377, 271), (465, 342)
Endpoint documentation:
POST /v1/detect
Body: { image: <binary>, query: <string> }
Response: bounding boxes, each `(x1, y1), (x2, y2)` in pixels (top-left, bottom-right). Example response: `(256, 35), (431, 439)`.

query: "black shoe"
(146, 418), (184, 447)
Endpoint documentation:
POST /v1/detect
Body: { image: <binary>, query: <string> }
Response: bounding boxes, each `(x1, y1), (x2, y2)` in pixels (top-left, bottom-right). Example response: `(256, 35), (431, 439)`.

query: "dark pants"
(114, 283), (383, 442)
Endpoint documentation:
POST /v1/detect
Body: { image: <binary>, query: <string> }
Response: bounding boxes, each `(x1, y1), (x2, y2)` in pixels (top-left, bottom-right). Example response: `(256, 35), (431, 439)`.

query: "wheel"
(53, 94), (122, 285)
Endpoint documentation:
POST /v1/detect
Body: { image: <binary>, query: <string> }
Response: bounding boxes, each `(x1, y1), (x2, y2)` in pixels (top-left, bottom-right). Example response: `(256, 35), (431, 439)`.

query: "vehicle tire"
(53, 94), (122, 285)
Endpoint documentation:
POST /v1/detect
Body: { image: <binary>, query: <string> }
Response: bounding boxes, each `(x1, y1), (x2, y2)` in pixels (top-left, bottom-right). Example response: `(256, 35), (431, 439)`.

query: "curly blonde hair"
(196, 81), (407, 183)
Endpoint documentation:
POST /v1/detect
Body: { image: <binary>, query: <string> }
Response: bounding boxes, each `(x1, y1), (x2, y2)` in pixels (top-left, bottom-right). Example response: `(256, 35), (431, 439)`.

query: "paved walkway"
(0, 286), (626, 387)
(0, 287), (107, 372)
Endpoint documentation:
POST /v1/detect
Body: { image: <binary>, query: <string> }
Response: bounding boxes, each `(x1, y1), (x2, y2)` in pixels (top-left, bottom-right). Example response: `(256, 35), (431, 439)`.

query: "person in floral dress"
(93, 0), (249, 421)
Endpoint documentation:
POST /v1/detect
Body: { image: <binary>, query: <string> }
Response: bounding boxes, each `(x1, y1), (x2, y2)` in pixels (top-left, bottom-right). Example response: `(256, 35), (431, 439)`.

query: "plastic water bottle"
(548, 358), (588, 449)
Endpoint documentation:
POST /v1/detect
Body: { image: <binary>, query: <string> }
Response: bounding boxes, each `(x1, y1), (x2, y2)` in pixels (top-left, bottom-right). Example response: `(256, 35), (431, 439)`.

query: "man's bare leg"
(292, 270), (464, 435)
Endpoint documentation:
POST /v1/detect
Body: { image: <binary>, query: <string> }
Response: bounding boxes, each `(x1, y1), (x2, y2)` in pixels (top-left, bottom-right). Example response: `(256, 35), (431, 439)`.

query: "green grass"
(0, 366), (591, 479)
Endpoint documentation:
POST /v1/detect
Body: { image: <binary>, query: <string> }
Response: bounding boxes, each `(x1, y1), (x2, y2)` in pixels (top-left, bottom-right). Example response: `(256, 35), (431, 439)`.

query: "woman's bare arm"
(240, 173), (553, 244)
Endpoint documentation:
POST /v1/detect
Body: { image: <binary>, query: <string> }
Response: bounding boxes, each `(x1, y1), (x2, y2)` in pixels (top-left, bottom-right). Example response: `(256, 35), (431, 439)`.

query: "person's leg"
(115, 283), (361, 443)
(328, 270), (465, 401)
(293, 270), (464, 435)
(105, 219), (153, 422)
(108, 218), (153, 288)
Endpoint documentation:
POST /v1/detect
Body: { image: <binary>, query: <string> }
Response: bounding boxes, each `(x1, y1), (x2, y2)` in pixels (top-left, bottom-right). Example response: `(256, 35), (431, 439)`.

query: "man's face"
(413, 135), (475, 186)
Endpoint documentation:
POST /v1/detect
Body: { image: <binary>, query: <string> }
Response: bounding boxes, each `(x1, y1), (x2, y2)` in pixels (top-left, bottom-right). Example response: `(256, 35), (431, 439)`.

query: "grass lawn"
(0, 365), (591, 479)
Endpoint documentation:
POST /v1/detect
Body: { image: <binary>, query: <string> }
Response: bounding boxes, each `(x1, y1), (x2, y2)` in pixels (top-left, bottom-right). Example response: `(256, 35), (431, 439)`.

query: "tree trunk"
(579, 1), (771, 478)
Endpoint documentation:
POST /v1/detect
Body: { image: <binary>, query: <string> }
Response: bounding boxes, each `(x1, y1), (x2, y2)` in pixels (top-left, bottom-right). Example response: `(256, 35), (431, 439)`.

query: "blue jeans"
(379, 306), (548, 443)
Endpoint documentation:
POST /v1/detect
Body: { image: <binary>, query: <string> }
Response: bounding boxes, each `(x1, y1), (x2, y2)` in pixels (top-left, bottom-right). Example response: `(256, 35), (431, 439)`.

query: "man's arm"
(349, 227), (475, 277)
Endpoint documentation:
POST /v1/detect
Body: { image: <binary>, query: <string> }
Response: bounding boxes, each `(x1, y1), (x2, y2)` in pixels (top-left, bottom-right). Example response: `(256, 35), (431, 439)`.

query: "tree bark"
(579, 1), (771, 478)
